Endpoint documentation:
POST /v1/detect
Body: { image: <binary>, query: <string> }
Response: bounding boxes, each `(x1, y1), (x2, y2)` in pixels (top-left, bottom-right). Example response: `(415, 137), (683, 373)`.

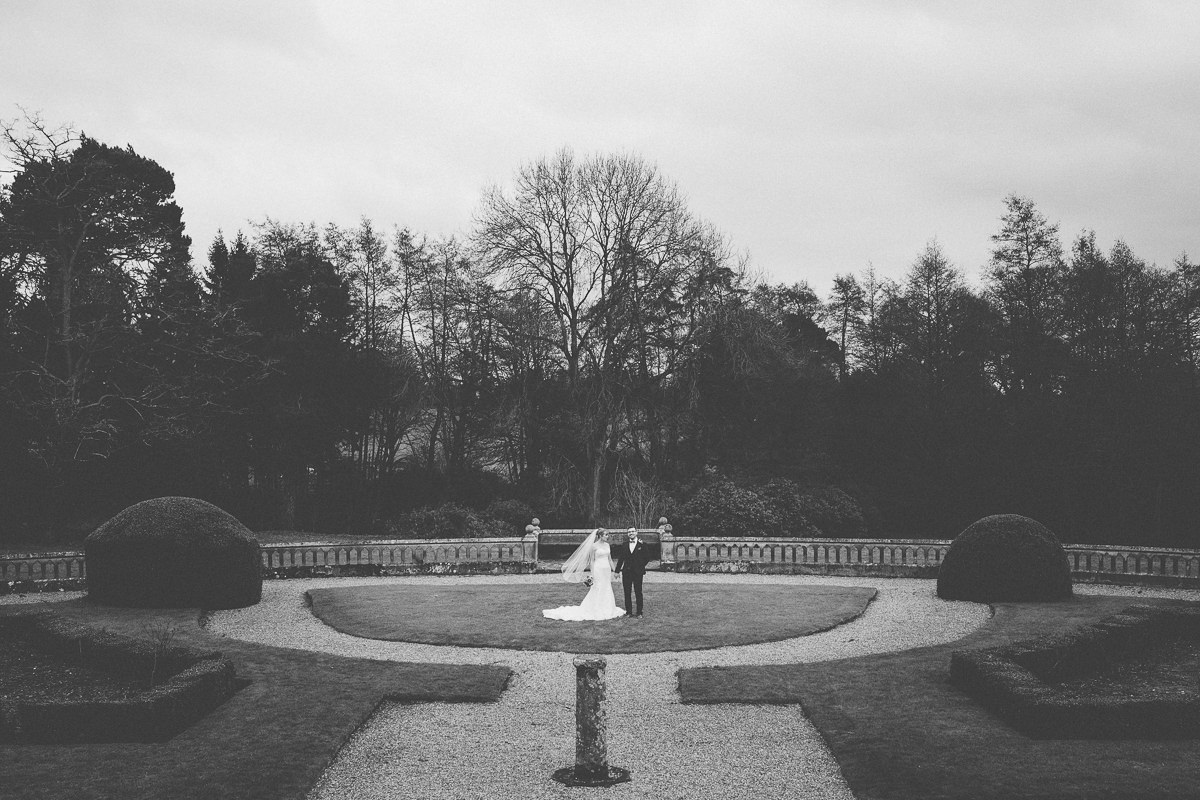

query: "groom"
(613, 527), (651, 617)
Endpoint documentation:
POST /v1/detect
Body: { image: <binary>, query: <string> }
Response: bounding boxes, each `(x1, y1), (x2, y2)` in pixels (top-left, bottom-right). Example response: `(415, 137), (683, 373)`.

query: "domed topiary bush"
(937, 514), (1073, 602)
(85, 497), (262, 609)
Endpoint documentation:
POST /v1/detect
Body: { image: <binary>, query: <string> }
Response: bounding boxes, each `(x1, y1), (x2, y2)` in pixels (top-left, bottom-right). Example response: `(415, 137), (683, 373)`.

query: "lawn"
(0, 599), (510, 800)
(679, 594), (1200, 800)
(306, 582), (878, 652)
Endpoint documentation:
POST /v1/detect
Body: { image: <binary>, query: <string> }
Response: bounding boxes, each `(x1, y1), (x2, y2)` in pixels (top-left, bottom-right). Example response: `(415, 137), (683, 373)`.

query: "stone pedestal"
(657, 518), (675, 567)
(551, 655), (631, 787)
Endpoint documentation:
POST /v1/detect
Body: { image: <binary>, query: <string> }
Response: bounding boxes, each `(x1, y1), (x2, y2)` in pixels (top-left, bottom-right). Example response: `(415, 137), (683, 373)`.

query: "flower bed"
(0, 611), (238, 744)
(950, 603), (1200, 739)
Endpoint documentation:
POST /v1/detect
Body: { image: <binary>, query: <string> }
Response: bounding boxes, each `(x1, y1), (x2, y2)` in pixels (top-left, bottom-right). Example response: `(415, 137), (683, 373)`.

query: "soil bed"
(0, 634), (144, 703)
(1054, 634), (1200, 702)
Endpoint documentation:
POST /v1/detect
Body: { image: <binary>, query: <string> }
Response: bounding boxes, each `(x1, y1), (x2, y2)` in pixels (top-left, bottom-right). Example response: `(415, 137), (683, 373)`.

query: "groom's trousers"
(622, 571), (643, 615)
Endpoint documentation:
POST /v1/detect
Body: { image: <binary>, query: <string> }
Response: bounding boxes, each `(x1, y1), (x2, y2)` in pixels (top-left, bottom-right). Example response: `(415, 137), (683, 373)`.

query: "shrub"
(485, 499), (537, 534)
(675, 481), (781, 538)
(793, 485), (868, 538)
(85, 497), (262, 610)
(756, 480), (820, 537)
(387, 503), (508, 539)
(752, 480), (867, 538)
(936, 514), (1072, 602)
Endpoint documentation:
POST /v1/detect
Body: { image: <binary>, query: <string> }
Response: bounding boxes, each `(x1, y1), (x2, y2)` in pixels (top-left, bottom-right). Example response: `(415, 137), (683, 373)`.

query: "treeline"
(2, 118), (1198, 547)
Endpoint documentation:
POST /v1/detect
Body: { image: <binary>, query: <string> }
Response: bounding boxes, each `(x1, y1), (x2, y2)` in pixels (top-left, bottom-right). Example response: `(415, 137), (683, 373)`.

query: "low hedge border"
(0, 612), (238, 744)
(950, 604), (1200, 739)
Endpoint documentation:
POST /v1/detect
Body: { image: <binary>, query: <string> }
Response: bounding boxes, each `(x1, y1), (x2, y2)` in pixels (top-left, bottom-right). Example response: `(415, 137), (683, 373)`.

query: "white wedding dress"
(542, 542), (625, 621)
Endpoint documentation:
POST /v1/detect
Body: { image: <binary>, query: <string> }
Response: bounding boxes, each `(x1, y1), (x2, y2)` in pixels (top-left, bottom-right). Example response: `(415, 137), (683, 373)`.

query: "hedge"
(937, 514), (1073, 602)
(0, 611), (238, 744)
(950, 604), (1200, 739)
(85, 496), (262, 610)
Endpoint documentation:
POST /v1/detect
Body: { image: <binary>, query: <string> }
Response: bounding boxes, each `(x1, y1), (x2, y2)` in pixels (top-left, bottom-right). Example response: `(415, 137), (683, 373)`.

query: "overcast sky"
(4, 1), (1198, 294)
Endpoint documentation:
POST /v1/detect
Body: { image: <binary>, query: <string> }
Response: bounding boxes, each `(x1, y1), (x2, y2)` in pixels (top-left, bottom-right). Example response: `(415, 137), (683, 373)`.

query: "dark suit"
(613, 539), (652, 615)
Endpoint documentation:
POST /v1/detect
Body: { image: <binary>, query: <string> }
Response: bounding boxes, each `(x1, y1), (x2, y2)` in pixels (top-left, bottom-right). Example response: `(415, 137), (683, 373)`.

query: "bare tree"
(855, 263), (901, 374)
(475, 149), (732, 520)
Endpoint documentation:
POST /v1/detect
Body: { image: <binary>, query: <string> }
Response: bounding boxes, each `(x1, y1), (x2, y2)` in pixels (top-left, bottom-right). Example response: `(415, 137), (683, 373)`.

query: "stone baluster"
(552, 655), (630, 787)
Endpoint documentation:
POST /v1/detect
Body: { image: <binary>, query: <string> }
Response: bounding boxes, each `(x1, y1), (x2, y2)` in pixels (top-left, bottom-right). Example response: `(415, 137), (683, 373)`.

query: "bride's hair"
(594, 528), (606, 540)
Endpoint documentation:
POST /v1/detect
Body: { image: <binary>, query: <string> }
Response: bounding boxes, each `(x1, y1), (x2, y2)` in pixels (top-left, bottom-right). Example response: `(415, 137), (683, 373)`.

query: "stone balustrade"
(1062, 543), (1200, 585)
(0, 538), (536, 591)
(3, 526), (1199, 593)
(664, 536), (951, 576)
(660, 535), (1200, 587)
(0, 552), (87, 583)
(259, 537), (535, 574)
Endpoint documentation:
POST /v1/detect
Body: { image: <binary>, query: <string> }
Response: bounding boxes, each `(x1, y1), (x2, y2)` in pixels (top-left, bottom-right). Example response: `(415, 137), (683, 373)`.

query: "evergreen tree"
(825, 273), (866, 379)
(986, 195), (1066, 396)
(205, 230), (256, 309)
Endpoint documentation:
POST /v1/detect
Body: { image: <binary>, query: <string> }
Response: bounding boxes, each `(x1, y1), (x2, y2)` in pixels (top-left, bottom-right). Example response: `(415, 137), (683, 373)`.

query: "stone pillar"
(522, 518), (541, 572)
(657, 517), (675, 569)
(552, 655), (630, 787)
(574, 655), (607, 778)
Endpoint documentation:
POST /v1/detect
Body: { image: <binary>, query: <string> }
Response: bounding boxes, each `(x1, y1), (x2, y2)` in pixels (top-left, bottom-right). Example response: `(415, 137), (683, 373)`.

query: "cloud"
(2, 0), (1198, 291)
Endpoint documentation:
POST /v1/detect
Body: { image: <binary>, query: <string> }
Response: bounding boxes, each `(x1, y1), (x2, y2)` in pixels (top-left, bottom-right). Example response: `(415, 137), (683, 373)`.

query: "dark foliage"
(485, 498), (537, 534)
(382, 502), (508, 539)
(788, 483), (868, 538)
(674, 480), (782, 538)
(756, 479), (821, 536)
(674, 479), (868, 539)
(937, 514), (1073, 601)
(85, 497), (262, 609)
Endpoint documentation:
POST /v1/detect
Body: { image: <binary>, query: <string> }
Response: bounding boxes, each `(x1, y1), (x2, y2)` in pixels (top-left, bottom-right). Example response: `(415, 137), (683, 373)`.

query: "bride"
(542, 528), (625, 621)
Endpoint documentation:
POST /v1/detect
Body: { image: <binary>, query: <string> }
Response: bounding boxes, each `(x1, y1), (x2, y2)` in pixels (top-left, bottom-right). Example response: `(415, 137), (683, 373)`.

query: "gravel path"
(8, 576), (1197, 800)
(210, 573), (988, 800)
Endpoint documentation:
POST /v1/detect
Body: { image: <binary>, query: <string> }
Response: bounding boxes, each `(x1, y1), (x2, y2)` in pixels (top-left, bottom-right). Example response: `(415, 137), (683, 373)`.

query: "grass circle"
(306, 582), (878, 653)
